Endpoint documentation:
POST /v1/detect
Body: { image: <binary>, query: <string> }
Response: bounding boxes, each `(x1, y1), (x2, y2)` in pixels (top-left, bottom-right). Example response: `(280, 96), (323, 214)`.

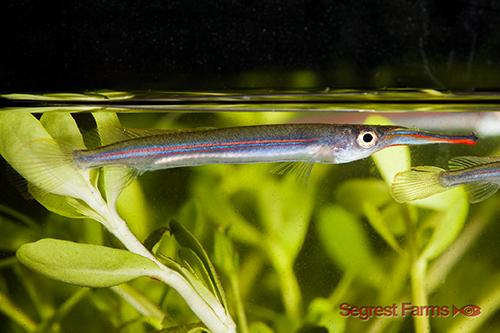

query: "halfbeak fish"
(16, 123), (478, 192)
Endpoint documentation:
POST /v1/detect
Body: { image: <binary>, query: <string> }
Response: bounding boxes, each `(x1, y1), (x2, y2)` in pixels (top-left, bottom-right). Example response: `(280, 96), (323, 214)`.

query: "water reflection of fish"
(19, 124), (477, 190)
(391, 156), (500, 203)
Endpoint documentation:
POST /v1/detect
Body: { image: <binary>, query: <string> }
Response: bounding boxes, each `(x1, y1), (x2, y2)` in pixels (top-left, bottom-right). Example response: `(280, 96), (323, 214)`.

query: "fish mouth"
(384, 127), (478, 147)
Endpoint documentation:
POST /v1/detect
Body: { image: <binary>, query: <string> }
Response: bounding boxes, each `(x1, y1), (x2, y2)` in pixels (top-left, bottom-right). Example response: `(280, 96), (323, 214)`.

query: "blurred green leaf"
(257, 177), (313, 262)
(380, 202), (406, 236)
(17, 239), (162, 288)
(335, 178), (391, 214)
(316, 205), (385, 286)
(420, 191), (469, 261)
(307, 298), (345, 333)
(194, 177), (262, 246)
(249, 322), (274, 333)
(213, 231), (239, 277)
(178, 199), (205, 237)
(0, 216), (40, 252)
(363, 201), (406, 257)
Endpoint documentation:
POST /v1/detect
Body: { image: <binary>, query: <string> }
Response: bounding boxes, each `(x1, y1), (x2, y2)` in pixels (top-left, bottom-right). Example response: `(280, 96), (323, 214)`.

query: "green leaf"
(28, 187), (103, 222)
(156, 252), (223, 317)
(0, 113), (52, 164)
(0, 112), (92, 200)
(116, 179), (151, 241)
(40, 113), (86, 149)
(420, 190), (469, 261)
(316, 205), (385, 286)
(169, 220), (228, 312)
(179, 247), (219, 298)
(17, 239), (162, 288)
(93, 112), (122, 130)
(2, 91), (134, 101)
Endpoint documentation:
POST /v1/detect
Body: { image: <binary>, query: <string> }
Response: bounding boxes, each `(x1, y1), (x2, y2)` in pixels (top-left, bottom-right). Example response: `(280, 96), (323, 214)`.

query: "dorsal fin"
(448, 156), (500, 170)
(98, 126), (217, 146)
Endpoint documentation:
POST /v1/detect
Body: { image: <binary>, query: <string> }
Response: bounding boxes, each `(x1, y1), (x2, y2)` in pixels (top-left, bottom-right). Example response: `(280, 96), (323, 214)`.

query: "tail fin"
(391, 166), (447, 202)
(12, 139), (80, 197)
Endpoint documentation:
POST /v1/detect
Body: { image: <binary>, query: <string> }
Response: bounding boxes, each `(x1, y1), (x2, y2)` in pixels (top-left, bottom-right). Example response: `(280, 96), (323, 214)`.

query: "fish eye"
(357, 130), (378, 148)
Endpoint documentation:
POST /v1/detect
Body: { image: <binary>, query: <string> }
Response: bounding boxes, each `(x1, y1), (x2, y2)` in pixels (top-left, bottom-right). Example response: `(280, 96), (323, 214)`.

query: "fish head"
(325, 125), (478, 164)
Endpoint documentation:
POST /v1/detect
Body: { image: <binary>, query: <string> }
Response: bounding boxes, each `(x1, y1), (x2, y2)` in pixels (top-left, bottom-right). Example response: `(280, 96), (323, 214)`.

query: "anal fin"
(267, 155), (318, 187)
(465, 182), (500, 203)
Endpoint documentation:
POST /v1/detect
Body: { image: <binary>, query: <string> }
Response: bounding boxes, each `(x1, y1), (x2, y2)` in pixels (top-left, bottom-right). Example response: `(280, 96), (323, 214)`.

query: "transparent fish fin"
(12, 139), (80, 197)
(448, 156), (500, 170)
(6, 165), (33, 199)
(266, 162), (301, 176)
(267, 158), (316, 187)
(80, 128), (102, 149)
(98, 125), (218, 146)
(465, 182), (500, 203)
(391, 166), (447, 203)
(294, 159), (316, 187)
(100, 166), (140, 205)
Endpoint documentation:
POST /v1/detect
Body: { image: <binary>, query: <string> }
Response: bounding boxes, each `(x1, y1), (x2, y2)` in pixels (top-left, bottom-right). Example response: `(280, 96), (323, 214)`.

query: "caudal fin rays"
(12, 139), (79, 196)
(391, 166), (447, 203)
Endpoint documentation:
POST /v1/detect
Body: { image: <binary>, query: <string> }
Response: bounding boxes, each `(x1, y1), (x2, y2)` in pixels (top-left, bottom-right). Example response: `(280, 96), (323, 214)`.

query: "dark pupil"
(363, 133), (374, 143)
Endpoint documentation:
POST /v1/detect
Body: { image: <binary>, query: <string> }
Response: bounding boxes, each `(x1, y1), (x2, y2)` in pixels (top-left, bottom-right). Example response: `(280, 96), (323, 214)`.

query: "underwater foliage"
(0, 110), (498, 333)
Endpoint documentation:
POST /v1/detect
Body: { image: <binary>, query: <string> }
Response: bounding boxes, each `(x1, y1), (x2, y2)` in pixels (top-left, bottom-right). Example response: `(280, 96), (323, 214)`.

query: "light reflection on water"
(1, 91), (500, 333)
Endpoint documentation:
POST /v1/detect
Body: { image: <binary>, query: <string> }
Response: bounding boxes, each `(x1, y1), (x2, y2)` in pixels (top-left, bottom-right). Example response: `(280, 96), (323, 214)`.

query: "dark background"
(2, 0), (500, 91)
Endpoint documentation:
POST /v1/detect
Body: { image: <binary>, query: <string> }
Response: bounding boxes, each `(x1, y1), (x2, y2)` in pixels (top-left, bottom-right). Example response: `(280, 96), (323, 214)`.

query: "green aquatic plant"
(0, 112), (235, 333)
(0, 110), (497, 333)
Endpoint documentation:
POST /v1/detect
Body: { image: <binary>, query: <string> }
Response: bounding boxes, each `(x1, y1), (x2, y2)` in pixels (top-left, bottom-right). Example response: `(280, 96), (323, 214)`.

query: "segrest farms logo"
(339, 302), (481, 321)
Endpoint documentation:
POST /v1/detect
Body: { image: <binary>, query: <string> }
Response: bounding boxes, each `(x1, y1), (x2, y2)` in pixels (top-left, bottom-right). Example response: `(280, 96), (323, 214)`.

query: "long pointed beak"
(385, 128), (478, 146)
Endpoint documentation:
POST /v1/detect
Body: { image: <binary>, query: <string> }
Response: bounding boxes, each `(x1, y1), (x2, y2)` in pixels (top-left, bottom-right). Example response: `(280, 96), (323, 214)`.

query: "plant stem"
(82, 185), (236, 333)
(108, 207), (237, 333)
(411, 258), (430, 333)
(277, 263), (302, 319)
(0, 291), (36, 332)
(230, 276), (249, 333)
